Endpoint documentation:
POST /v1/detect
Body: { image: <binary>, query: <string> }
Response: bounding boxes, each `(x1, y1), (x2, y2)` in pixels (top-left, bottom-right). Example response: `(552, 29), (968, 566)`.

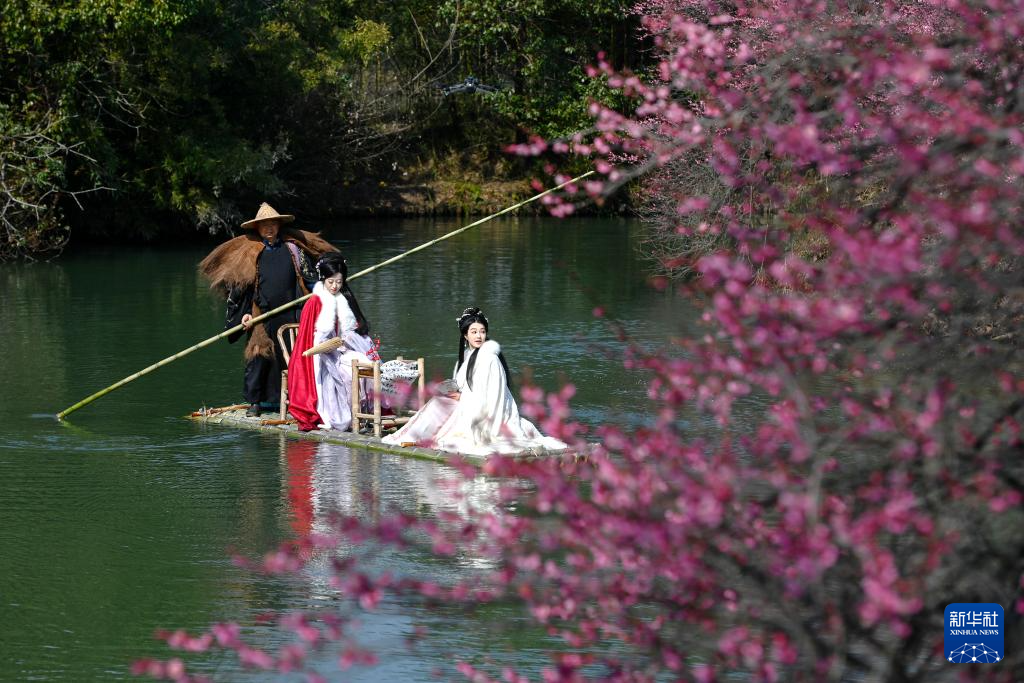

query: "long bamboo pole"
(56, 171), (594, 419)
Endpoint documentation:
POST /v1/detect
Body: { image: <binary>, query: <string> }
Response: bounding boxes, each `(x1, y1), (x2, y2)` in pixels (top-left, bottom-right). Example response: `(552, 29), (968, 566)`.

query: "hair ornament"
(457, 306), (486, 326)
(315, 252), (348, 281)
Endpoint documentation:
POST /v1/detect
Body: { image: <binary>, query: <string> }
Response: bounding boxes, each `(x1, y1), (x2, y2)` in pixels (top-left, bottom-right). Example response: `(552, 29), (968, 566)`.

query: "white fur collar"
(313, 281), (357, 335)
(464, 339), (500, 361)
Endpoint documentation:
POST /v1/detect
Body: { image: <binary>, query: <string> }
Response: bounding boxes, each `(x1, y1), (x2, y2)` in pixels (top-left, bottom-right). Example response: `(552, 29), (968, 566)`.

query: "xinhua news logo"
(944, 603), (1004, 664)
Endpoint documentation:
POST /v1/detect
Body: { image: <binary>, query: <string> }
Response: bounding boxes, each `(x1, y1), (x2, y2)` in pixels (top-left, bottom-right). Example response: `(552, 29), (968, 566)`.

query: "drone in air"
(438, 76), (501, 97)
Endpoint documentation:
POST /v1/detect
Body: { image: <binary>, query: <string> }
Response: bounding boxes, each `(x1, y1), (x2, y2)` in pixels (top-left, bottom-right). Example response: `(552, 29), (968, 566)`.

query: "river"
(0, 216), (693, 681)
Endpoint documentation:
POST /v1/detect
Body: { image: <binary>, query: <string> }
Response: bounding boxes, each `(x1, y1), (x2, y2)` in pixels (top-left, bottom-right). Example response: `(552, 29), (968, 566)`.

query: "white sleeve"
(467, 343), (510, 434)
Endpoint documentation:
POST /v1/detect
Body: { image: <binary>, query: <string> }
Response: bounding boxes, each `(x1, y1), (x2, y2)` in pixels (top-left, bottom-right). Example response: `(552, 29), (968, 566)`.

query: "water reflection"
(279, 438), (502, 560)
(283, 439), (318, 538)
(258, 437), (550, 682)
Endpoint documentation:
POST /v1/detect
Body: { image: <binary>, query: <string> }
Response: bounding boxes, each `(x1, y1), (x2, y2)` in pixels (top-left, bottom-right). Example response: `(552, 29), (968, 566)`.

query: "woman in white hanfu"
(288, 253), (378, 431)
(383, 307), (567, 456)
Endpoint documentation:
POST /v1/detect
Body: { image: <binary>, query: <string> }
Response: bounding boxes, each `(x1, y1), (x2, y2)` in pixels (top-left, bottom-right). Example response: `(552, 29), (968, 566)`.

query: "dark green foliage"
(0, 0), (643, 258)
(433, 0), (638, 138)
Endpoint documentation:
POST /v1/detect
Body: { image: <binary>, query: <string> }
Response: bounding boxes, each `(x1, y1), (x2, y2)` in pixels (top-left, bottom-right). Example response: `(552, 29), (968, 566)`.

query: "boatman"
(199, 203), (336, 417)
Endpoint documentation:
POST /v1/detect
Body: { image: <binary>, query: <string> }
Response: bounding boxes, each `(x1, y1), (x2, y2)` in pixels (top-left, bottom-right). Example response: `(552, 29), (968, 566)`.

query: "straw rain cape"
(198, 229), (335, 360)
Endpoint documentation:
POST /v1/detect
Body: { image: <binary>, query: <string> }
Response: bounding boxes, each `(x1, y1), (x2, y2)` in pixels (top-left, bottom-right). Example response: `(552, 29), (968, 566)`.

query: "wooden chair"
(276, 323), (301, 419)
(350, 356), (426, 437)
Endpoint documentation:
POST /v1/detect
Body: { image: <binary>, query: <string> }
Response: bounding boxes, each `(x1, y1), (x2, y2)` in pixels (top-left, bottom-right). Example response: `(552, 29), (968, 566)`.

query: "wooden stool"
(276, 323), (300, 419)
(350, 356), (425, 437)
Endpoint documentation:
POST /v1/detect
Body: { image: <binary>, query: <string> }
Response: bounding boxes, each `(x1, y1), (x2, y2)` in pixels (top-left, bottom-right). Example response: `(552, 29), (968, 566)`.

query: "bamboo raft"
(187, 406), (461, 463)
(186, 405), (568, 465)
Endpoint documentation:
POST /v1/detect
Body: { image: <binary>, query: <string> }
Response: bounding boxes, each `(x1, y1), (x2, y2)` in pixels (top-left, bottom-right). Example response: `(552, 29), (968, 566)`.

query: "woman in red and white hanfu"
(288, 253), (377, 431)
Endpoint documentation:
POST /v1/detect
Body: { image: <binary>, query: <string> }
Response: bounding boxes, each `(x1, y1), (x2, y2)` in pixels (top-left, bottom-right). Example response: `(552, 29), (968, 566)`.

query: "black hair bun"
(318, 252), (346, 267)
(457, 306), (487, 325)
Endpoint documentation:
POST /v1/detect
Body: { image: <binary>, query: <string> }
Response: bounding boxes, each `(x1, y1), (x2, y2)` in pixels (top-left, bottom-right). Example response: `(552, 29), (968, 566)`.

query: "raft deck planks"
(186, 407), (535, 464)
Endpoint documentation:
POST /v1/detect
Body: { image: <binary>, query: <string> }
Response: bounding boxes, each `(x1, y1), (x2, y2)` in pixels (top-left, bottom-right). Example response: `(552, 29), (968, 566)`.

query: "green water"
(0, 217), (692, 681)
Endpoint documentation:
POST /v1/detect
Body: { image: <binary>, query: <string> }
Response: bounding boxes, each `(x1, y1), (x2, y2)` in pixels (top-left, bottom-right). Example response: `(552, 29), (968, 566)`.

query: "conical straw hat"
(241, 202), (295, 230)
(302, 336), (344, 357)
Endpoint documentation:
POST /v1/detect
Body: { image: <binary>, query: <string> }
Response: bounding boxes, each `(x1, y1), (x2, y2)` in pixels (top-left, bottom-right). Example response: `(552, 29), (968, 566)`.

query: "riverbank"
(327, 178), (534, 216)
(57, 174), (630, 254)
(313, 175), (631, 218)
